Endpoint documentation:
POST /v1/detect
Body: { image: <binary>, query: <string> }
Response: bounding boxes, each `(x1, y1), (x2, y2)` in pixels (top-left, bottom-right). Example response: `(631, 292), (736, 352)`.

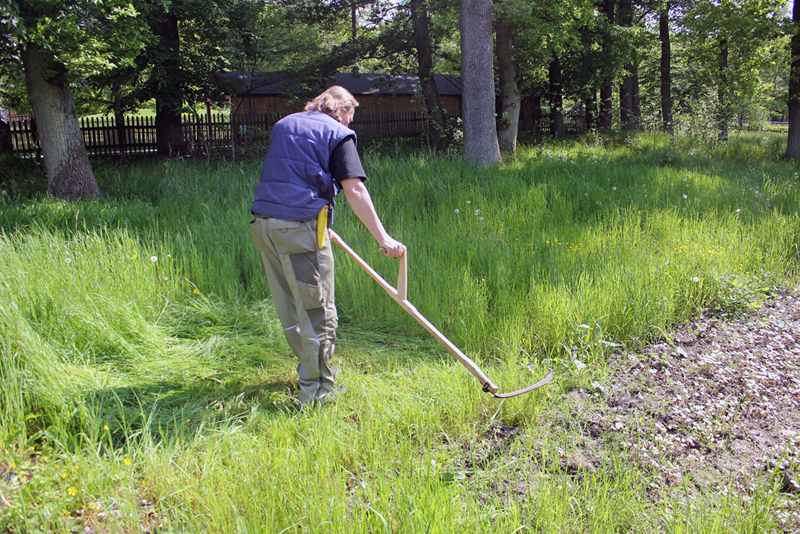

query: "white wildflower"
(150, 256), (158, 263)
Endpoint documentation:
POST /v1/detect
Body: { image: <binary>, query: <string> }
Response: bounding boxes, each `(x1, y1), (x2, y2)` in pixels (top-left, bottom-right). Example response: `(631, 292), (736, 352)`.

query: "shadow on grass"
(87, 375), (299, 446)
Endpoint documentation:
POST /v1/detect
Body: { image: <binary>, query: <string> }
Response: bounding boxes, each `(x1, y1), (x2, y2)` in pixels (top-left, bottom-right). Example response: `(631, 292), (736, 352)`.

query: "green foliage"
(0, 0), (150, 103)
(680, 0), (788, 122)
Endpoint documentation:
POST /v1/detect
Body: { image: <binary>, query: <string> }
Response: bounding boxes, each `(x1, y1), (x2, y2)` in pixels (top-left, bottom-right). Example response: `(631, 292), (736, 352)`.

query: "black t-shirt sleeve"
(330, 136), (366, 187)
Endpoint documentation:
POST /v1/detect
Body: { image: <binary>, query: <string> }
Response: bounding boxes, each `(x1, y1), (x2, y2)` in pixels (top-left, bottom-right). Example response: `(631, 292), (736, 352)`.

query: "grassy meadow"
(1, 130), (799, 532)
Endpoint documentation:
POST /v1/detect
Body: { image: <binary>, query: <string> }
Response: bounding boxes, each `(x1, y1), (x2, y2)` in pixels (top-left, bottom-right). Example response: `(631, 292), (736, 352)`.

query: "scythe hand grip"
(379, 244), (407, 301)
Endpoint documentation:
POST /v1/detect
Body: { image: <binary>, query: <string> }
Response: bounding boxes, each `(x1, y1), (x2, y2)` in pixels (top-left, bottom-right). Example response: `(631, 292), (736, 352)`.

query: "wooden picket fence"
(7, 110), (443, 157)
(7, 109), (570, 158)
(9, 113), (239, 157)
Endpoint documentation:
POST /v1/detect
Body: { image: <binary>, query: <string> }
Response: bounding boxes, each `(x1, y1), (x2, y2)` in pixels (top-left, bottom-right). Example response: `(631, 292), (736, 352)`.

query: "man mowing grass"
(249, 85), (406, 408)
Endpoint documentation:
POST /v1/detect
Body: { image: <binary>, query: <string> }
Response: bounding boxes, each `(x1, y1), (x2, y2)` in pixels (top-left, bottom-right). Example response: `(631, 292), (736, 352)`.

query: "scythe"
(329, 230), (553, 398)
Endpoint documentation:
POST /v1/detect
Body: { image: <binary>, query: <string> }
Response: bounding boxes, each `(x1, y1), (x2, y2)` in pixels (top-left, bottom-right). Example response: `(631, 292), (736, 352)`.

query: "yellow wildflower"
(67, 486), (78, 496)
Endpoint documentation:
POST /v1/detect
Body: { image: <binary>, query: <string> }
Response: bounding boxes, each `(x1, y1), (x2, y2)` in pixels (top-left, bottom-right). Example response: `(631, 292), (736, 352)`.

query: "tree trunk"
(411, 0), (446, 147)
(495, 13), (520, 154)
(598, 0), (615, 129)
(549, 56), (565, 139)
(585, 92), (597, 131)
(0, 104), (12, 154)
(660, 3), (673, 133)
(787, 0), (800, 159)
(718, 38), (729, 142)
(631, 63), (640, 127)
(113, 85), (127, 155)
(153, 14), (188, 157)
(20, 43), (100, 200)
(460, 0), (502, 166)
(599, 79), (613, 128)
(618, 0), (639, 131)
(620, 80), (632, 129)
(521, 94), (543, 134)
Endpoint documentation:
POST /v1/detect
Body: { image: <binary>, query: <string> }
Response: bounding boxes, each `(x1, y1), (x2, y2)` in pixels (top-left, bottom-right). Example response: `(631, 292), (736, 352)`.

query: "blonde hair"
(304, 86), (359, 121)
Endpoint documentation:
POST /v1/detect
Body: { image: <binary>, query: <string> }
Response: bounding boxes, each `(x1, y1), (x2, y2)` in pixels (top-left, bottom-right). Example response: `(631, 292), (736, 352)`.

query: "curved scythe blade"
(490, 369), (554, 398)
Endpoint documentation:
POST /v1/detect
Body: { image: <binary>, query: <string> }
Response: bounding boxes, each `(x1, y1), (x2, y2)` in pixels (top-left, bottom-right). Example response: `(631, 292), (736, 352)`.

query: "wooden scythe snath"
(330, 230), (554, 398)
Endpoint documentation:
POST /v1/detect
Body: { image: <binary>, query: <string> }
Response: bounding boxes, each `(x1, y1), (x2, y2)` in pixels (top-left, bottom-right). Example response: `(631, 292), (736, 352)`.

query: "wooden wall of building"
(230, 94), (461, 138)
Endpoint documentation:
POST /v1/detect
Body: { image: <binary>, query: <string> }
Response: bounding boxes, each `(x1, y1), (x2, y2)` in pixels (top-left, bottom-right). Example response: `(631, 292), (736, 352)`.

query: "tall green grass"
(0, 133), (797, 532)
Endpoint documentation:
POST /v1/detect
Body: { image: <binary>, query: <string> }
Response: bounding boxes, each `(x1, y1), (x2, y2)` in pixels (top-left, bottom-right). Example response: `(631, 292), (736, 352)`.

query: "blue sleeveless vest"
(251, 110), (356, 221)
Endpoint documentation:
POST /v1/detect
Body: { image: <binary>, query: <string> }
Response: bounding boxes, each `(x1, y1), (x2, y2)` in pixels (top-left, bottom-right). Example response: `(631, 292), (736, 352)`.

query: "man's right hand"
(379, 237), (406, 259)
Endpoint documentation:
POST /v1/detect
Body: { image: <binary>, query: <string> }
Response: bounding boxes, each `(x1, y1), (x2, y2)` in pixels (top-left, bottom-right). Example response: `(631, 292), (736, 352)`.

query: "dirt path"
(558, 286), (800, 527)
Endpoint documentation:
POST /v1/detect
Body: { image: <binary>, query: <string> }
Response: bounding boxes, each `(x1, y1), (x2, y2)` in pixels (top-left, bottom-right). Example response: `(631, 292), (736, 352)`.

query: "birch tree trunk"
(21, 43), (100, 200)
(460, 0), (502, 166)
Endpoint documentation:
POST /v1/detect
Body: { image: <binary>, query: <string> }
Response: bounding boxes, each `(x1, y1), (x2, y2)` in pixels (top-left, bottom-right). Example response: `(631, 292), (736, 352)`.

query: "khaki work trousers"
(250, 214), (337, 405)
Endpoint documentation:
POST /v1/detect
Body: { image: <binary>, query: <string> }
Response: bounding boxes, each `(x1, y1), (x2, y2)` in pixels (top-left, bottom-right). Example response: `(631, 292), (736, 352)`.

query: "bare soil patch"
(554, 285), (800, 527)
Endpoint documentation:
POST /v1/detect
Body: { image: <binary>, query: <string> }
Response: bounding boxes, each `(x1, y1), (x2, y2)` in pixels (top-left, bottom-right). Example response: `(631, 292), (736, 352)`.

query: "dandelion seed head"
(612, 186), (617, 191)
(693, 277), (700, 283)
(150, 256), (158, 263)
(454, 209), (460, 214)
(683, 194), (688, 199)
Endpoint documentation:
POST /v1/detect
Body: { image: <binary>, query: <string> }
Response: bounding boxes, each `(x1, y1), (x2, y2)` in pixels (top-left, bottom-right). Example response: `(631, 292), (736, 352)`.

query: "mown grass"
(0, 130), (798, 532)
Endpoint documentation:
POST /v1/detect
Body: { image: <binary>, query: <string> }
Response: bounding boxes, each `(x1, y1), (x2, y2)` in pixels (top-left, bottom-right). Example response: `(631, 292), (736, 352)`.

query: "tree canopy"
(1, 0), (796, 182)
